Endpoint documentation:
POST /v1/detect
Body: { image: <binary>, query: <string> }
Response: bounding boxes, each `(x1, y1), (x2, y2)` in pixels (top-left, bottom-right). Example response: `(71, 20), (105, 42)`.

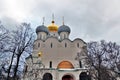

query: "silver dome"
(36, 25), (49, 34)
(58, 25), (71, 34)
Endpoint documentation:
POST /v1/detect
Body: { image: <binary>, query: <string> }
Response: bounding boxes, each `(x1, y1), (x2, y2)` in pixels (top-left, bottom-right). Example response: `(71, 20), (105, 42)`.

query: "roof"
(58, 25), (71, 34)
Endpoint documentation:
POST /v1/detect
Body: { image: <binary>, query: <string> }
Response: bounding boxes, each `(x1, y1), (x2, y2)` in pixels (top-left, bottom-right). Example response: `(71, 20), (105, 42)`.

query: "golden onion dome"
(57, 61), (74, 69)
(48, 21), (58, 32)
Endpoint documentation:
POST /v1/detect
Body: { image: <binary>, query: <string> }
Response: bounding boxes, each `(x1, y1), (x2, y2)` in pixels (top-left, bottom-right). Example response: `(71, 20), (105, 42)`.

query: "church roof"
(58, 25), (71, 34)
(36, 25), (49, 34)
(47, 21), (58, 32)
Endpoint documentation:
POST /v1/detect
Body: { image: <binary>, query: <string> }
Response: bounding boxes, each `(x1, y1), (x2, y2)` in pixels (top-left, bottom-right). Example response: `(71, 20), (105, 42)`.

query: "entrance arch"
(79, 72), (91, 80)
(43, 73), (53, 80)
(62, 74), (75, 80)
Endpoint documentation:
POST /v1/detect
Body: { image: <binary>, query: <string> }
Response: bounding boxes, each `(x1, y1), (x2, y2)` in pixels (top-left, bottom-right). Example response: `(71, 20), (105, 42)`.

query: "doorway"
(79, 72), (91, 80)
(62, 74), (74, 80)
(43, 73), (53, 80)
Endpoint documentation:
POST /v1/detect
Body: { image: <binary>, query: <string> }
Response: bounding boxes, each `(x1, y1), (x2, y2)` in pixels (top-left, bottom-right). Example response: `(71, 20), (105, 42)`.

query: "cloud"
(104, 25), (120, 43)
(0, 16), (19, 30)
(0, 0), (120, 43)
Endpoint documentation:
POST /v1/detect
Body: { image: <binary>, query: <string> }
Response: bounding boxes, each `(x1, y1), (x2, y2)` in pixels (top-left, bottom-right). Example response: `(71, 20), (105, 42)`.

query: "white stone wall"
(32, 37), (86, 69)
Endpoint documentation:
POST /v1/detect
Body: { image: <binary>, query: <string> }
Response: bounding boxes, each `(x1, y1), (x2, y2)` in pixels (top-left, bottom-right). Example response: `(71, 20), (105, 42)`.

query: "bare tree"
(0, 21), (13, 80)
(87, 40), (120, 80)
(23, 54), (45, 80)
(6, 23), (35, 80)
(0, 21), (10, 58)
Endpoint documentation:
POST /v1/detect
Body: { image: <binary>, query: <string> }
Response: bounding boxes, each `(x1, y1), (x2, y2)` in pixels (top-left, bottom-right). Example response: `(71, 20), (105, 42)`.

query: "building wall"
(32, 37), (86, 69)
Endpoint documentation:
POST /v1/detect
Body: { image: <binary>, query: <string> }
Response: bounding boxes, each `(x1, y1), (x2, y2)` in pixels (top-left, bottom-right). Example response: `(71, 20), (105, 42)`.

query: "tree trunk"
(98, 55), (102, 80)
(13, 54), (21, 80)
(98, 69), (101, 80)
(7, 53), (15, 80)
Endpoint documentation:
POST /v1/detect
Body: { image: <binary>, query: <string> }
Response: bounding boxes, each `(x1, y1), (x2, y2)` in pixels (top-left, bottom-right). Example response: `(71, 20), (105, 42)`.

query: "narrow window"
(65, 43), (67, 48)
(49, 61), (52, 68)
(40, 34), (41, 39)
(64, 34), (66, 39)
(77, 43), (79, 48)
(35, 73), (37, 78)
(33, 44), (35, 48)
(51, 43), (53, 48)
(25, 65), (28, 72)
(43, 35), (45, 40)
(38, 43), (40, 47)
(79, 61), (82, 68)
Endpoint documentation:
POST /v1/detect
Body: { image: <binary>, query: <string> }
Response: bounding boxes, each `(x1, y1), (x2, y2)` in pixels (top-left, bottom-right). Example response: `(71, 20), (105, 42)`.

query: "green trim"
(32, 56), (39, 58)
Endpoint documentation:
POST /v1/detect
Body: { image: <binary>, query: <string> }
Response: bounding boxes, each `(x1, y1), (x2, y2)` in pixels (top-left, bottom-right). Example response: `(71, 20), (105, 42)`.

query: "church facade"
(24, 18), (90, 80)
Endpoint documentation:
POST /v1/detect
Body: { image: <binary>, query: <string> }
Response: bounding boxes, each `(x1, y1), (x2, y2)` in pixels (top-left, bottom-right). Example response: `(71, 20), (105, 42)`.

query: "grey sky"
(0, 0), (120, 43)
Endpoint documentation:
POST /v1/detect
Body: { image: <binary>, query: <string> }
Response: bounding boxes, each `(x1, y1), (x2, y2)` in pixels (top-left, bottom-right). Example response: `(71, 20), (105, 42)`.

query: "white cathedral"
(24, 17), (91, 80)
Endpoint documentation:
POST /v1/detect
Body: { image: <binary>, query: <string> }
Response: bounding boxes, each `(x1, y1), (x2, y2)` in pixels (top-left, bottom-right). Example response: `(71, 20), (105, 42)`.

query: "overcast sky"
(0, 0), (120, 43)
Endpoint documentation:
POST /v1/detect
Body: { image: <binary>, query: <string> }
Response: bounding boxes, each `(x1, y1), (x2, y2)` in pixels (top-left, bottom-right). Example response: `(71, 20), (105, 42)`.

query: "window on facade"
(51, 43), (53, 48)
(33, 44), (35, 49)
(65, 43), (67, 48)
(43, 35), (46, 40)
(25, 65), (28, 72)
(40, 34), (41, 39)
(49, 61), (52, 68)
(38, 43), (40, 47)
(79, 61), (82, 68)
(77, 43), (79, 48)
(64, 34), (66, 39)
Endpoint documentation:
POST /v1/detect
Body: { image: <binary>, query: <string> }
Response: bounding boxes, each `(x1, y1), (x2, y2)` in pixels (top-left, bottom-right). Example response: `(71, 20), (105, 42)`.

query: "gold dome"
(57, 61), (74, 69)
(48, 21), (58, 32)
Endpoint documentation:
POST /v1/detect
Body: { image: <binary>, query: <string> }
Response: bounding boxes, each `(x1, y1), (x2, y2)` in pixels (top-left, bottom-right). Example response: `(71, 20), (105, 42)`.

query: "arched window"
(77, 43), (79, 48)
(49, 61), (52, 68)
(43, 73), (53, 80)
(64, 34), (66, 39)
(79, 61), (82, 68)
(33, 44), (36, 49)
(39, 34), (41, 39)
(24, 65), (28, 72)
(65, 43), (67, 48)
(43, 35), (46, 40)
(51, 43), (53, 48)
(38, 43), (40, 47)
